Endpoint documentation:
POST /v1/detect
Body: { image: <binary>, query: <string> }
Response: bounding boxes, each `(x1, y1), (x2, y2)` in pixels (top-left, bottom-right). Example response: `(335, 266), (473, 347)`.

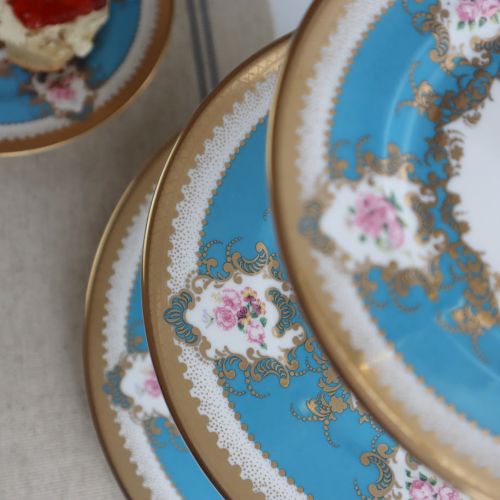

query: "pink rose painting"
(436, 484), (461, 500)
(245, 319), (266, 347)
(456, 0), (481, 21)
(206, 286), (269, 349)
(47, 75), (77, 101)
(221, 288), (242, 311)
(409, 479), (435, 500)
(456, 0), (500, 26)
(214, 306), (237, 330)
(351, 191), (405, 250)
(30, 65), (91, 114)
(144, 370), (162, 398)
(479, 0), (500, 17)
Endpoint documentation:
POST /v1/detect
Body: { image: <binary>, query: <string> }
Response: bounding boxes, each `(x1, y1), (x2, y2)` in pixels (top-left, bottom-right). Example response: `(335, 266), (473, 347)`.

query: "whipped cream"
(0, 0), (108, 69)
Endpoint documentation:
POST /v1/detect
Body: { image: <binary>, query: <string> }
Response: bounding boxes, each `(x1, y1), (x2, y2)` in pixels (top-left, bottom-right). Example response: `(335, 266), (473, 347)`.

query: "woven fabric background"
(0, 1), (310, 498)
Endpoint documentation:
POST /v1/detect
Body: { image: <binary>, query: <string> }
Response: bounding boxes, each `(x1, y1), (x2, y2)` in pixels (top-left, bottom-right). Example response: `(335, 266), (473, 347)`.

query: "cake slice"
(0, 0), (108, 72)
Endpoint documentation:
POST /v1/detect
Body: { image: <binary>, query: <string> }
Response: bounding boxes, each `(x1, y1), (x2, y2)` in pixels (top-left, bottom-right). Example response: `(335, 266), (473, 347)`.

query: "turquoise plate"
(0, 0), (172, 155)
(85, 142), (219, 499)
(270, 1), (500, 497)
(144, 39), (465, 500)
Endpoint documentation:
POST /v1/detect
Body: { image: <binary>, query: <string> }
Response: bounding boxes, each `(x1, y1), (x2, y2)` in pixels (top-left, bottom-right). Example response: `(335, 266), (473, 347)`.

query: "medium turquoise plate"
(144, 38), (465, 500)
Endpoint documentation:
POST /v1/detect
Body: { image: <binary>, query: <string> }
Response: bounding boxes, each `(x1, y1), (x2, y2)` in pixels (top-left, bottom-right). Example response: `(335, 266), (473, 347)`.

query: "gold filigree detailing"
(328, 140), (349, 179)
(398, 62), (440, 118)
(355, 137), (418, 177)
(422, 69), (500, 350)
(408, 1), (500, 71)
(438, 69), (494, 126)
(290, 352), (379, 447)
(144, 417), (185, 452)
(412, 3), (456, 72)
(354, 443), (399, 499)
(400, 67), (494, 127)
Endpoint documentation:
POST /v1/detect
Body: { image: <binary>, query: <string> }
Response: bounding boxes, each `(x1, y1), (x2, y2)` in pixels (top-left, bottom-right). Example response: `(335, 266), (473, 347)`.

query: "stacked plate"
(85, 1), (500, 498)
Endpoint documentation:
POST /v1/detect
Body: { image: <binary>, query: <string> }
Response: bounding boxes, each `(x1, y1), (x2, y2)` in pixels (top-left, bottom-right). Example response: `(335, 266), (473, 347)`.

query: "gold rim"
(0, 0), (174, 157)
(268, 1), (497, 498)
(143, 37), (290, 500)
(83, 138), (177, 500)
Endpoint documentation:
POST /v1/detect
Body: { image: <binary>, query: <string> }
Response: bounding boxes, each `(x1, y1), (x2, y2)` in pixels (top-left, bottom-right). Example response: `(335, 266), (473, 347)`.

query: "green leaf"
(405, 481), (412, 490)
(479, 17), (487, 27)
(348, 206), (355, 214)
(359, 234), (366, 242)
(468, 19), (475, 30)
(429, 477), (437, 486)
(261, 343), (268, 350)
(419, 472), (428, 481)
(238, 324), (244, 331)
(260, 317), (267, 327)
(251, 312), (258, 319)
(406, 470), (411, 478)
(458, 20), (465, 30)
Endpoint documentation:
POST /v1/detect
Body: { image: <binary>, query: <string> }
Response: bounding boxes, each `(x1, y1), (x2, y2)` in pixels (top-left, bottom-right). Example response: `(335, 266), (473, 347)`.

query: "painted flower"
(436, 484), (461, 500)
(352, 191), (405, 249)
(354, 192), (394, 237)
(214, 306), (237, 330)
(456, 0), (481, 21)
(251, 300), (265, 316)
(245, 319), (266, 346)
(221, 288), (242, 311)
(388, 216), (405, 247)
(479, 0), (500, 17)
(144, 370), (162, 398)
(242, 287), (257, 303)
(31, 66), (91, 114)
(237, 306), (249, 320)
(409, 479), (435, 500)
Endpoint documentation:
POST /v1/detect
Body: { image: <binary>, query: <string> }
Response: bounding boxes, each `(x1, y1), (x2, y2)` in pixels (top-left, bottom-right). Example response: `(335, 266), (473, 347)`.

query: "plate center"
(446, 78), (500, 297)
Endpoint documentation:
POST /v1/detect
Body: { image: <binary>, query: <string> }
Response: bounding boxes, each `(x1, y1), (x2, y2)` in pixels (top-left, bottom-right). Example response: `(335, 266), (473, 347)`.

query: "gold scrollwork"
(290, 351), (380, 447)
(167, 241), (310, 396)
(407, 1), (500, 72)
(354, 443), (399, 499)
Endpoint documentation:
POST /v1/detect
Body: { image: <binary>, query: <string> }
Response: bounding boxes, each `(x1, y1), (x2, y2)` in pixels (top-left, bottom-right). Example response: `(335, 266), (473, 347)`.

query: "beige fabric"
(0, 1), (310, 498)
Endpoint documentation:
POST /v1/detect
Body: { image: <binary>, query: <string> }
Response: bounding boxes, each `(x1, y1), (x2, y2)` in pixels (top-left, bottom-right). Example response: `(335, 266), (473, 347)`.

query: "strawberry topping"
(7, 0), (107, 29)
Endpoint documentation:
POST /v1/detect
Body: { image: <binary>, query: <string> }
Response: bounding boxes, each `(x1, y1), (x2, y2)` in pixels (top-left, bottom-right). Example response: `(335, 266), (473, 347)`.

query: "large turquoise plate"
(270, 1), (500, 497)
